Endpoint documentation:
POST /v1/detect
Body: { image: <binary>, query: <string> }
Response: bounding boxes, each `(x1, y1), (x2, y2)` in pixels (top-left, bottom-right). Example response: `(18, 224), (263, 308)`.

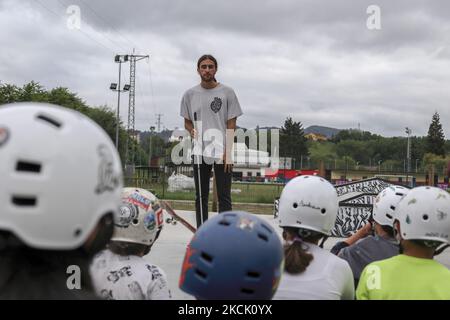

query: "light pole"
(111, 54), (130, 149)
(405, 127), (412, 186)
(378, 160), (382, 173)
(148, 126), (155, 167)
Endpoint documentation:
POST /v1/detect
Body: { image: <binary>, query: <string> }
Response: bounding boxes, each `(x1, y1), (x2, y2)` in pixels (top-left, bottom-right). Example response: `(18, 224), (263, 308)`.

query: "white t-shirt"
(90, 249), (171, 300)
(273, 243), (355, 300)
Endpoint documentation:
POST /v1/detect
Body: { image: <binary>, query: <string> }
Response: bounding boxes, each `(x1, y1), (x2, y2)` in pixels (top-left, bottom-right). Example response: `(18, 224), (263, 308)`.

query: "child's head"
(393, 186), (450, 253)
(179, 211), (284, 300)
(372, 185), (409, 238)
(278, 175), (339, 237)
(0, 103), (123, 254)
(109, 188), (164, 256)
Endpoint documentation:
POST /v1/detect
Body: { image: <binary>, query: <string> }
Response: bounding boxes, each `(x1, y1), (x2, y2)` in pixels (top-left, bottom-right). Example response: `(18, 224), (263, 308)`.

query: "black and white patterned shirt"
(90, 249), (171, 300)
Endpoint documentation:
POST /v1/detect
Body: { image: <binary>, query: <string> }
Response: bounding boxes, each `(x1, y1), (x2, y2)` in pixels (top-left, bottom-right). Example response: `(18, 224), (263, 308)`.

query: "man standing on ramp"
(180, 54), (243, 228)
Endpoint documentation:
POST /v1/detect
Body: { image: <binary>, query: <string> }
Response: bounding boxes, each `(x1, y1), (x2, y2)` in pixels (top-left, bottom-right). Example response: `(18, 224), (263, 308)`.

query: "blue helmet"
(179, 211), (284, 300)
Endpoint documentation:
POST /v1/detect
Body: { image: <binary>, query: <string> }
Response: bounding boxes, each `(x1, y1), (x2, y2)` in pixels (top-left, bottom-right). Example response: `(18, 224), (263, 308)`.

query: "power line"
(55, 0), (130, 52)
(76, 0), (141, 52)
(147, 59), (158, 115)
(33, 0), (117, 54)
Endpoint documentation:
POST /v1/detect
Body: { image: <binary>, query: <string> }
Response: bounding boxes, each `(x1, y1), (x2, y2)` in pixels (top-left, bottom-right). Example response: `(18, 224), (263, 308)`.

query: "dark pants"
(193, 161), (232, 228)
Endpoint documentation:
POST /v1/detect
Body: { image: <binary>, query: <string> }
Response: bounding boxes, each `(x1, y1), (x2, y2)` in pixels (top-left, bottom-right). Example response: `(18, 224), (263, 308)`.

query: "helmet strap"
(319, 236), (328, 249)
(435, 244), (450, 256)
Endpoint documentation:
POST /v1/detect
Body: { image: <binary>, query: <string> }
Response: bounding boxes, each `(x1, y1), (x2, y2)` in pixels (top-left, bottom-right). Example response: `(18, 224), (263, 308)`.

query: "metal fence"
(124, 165), (285, 203)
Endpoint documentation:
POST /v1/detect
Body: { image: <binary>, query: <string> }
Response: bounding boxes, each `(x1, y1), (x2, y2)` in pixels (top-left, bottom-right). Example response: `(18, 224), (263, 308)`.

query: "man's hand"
(190, 128), (198, 139)
(223, 153), (233, 173)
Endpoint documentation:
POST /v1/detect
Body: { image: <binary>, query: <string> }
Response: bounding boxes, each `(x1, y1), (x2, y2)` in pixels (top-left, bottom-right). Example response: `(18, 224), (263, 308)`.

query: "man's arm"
(224, 117), (237, 172)
(184, 118), (195, 138)
(227, 117), (237, 130)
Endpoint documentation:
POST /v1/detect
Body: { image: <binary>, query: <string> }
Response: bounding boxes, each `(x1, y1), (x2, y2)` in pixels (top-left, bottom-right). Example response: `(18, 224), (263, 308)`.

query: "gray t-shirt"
(180, 83), (243, 162)
(338, 235), (399, 284)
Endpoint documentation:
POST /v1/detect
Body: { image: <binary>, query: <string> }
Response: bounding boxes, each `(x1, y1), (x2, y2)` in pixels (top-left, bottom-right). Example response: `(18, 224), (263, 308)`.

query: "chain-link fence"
(124, 165), (284, 204)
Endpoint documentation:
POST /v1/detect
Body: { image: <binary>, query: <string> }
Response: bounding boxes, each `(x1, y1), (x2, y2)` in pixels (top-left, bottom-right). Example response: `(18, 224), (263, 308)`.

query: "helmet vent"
(241, 288), (254, 295)
(36, 114), (62, 129)
(395, 193), (404, 196)
(321, 208), (326, 214)
(16, 161), (41, 173)
(293, 202), (298, 209)
(195, 269), (207, 279)
(386, 214), (393, 219)
(201, 252), (214, 263)
(390, 205), (396, 211)
(261, 223), (273, 234)
(219, 220), (231, 226)
(423, 214), (429, 221)
(257, 233), (268, 242)
(12, 196), (37, 207)
(247, 271), (260, 279)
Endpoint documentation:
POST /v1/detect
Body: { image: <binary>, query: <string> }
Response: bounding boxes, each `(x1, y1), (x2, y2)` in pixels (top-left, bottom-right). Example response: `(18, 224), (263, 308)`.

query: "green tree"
(18, 81), (48, 102)
(140, 134), (166, 165)
(426, 112), (446, 156)
(47, 87), (88, 113)
(279, 117), (308, 164)
(0, 83), (21, 104)
(0, 81), (147, 165)
(331, 129), (381, 143)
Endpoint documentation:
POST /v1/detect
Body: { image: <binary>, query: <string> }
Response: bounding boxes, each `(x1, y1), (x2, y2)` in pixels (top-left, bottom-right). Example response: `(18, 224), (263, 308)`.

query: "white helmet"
(278, 175), (338, 235)
(373, 186), (409, 226)
(0, 103), (123, 250)
(395, 186), (450, 244)
(112, 188), (164, 246)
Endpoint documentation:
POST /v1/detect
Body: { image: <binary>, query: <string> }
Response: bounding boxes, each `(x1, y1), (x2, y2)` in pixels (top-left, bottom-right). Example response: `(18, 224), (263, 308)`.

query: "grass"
(124, 179), (283, 204)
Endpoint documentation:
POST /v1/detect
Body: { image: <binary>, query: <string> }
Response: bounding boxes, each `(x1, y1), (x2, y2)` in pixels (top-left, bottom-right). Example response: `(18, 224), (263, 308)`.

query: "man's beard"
(201, 75), (215, 82)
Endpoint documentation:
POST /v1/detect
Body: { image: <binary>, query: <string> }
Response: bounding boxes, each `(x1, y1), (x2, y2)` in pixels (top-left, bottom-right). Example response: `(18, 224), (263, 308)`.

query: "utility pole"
(110, 55), (130, 150)
(148, 126), (155, 167)
(405, 127), (412, 186)
(125, 52), (149, 173)
(156, 113), (164, 133)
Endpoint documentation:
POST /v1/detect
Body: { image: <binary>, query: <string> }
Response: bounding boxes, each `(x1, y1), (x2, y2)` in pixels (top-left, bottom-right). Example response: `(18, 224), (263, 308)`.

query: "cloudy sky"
(1, 0), (450, 137)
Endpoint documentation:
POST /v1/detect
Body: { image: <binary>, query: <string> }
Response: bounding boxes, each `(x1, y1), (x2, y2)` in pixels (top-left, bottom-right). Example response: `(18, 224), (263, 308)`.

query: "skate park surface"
(147, 210), (450, 300)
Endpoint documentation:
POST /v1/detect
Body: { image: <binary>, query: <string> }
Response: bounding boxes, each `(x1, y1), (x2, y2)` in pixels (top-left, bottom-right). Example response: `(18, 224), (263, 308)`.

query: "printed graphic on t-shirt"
(107, 266), (133, 283)
(146, 264), (167, 289)
(128, 281), (145, 299)
(210, 97), (222, 113)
